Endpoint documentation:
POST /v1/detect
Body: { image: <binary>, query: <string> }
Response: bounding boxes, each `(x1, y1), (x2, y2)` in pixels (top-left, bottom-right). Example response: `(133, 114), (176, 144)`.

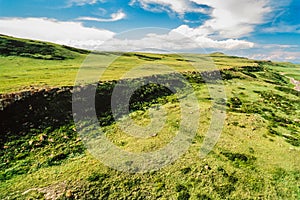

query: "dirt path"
(290, 77), (300, 91)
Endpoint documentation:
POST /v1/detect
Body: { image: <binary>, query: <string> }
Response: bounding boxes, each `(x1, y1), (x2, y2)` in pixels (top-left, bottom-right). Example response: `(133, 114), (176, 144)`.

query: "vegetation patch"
(221, 151), (256, 168)
(1, 39), (300, 199)
(0, 35), (87, 60)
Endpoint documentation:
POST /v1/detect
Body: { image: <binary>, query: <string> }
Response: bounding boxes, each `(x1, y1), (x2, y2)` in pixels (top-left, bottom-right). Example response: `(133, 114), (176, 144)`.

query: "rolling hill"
(0, 34), (89, 60)
(0, 35), (299, 199)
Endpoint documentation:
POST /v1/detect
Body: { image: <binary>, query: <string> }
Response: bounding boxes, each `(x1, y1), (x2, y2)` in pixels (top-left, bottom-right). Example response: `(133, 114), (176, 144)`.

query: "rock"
(204, 165), (211, 170)
(65, 190), (73, 198)
(35, 142), (42, 147)
(48, 138), (54, 143)
(39, 134), (47, 142)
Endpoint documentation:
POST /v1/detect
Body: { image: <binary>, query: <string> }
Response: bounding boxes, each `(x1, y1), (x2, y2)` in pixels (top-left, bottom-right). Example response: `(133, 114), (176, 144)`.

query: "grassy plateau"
(0, 35), (299, 199)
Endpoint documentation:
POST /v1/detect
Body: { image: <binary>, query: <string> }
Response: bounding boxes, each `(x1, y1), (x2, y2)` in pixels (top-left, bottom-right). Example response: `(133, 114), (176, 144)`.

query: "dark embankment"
(0, 69), (234, 147)
(1, 64), (279, 149)
(0, 74), (183, 147)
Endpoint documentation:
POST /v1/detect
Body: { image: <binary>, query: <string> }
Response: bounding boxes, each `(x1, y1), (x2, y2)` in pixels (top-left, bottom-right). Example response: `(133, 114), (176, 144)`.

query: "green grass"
(0, 36), (257, 94)
(271, 62), (300, 79)
(0, 55), (84, 93)
(0, 53), (259, 93)
(1, 66), (300, 199)
(0, 34), (89, 59)
(0, 36), (300, 199)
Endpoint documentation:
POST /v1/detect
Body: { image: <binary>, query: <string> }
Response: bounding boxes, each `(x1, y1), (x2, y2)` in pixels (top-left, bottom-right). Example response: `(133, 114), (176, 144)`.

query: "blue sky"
(0, 0), (299, 63)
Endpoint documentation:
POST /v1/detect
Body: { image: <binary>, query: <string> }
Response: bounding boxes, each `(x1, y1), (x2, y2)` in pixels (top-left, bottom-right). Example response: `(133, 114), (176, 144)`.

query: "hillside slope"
(0, 37), (259, 94)
(0, 37), (299, 199)
(0, 34), (89, 60)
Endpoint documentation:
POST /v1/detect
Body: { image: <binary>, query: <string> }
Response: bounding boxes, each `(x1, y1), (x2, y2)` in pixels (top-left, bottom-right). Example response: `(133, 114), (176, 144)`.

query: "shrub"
(196, 194), (211, 200)
(181, 167), (191, 174)
(87, 172), (109, 182)
(228, 97), (242, 108)
(176, 184), (188, 192)
(178, 191), (190, 200)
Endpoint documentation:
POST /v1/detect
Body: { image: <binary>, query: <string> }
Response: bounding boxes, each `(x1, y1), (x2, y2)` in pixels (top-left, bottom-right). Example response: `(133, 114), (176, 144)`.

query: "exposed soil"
(290, 78), (300, 91)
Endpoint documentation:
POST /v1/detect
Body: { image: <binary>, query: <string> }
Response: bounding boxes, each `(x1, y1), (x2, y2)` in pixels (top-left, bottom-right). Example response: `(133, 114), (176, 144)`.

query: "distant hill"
(0, 34), (90, 60)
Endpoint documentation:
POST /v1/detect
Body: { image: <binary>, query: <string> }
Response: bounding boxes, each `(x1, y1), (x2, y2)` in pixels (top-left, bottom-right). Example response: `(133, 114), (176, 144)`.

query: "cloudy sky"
(0, 0), (299, 62)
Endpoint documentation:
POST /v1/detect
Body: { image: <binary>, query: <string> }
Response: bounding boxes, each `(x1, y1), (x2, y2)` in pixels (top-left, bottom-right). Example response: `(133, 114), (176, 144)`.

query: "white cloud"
(263, 24), (300, 33)
(0, 17), (114, 46)
(129, 0), (208, 16)
(77, 10), (126, 22)
(93, 29), (254, 52)
(250, 51), (300, 63)
(170, 24), (255, 48)
(132, 0), (272, 39)
(67, 0), (104, 6)
(192, 0), (271, 38)
(259, 44), (298, 49)
(0, 17), (254, 52)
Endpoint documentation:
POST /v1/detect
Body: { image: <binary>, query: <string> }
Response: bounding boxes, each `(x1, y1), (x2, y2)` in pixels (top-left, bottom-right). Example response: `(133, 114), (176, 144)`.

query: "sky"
(0, 0), (300, 63)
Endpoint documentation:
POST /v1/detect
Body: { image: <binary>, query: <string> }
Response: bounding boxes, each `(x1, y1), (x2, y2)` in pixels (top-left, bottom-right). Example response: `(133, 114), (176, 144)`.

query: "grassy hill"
(0, 36), (299, 199)
(0, 34), (89, 60)
(0, 34), (260, 94)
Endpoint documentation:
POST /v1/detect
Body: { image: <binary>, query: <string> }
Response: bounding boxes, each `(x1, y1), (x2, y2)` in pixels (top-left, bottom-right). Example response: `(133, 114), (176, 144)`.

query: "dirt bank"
(290, 78), (300, 91)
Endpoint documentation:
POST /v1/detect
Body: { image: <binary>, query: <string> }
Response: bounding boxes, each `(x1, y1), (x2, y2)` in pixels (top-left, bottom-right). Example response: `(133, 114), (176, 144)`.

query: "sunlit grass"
(1, 48), (300, 199)
(0, 52), (259, 93)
